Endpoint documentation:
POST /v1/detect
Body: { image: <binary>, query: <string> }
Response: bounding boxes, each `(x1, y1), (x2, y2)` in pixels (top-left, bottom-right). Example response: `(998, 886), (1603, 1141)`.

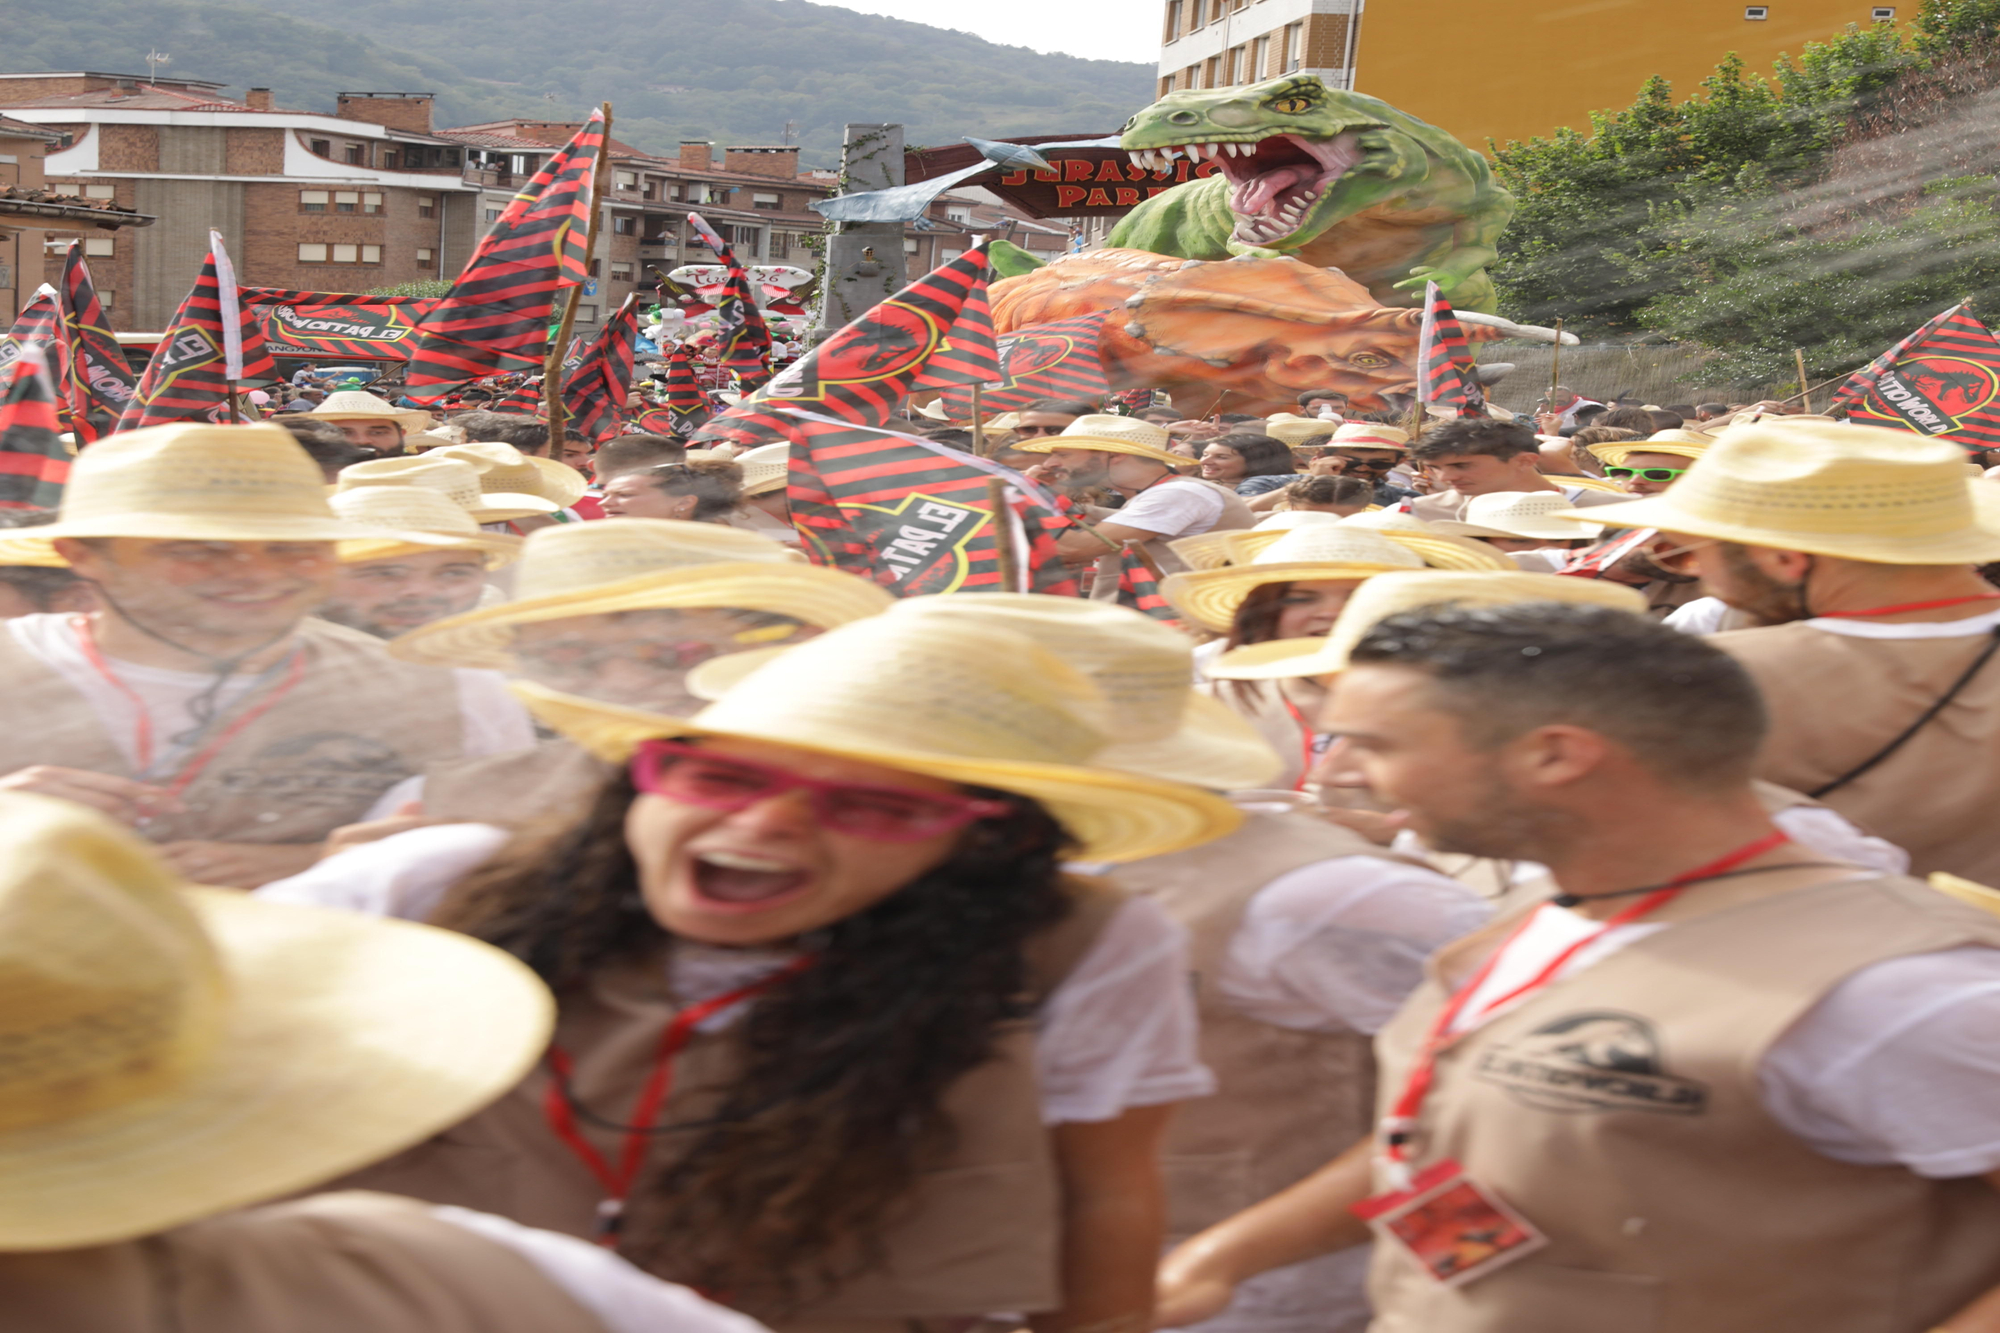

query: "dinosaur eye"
(1349, 352), (1391, 369)
(1270, 95), (1314, 114)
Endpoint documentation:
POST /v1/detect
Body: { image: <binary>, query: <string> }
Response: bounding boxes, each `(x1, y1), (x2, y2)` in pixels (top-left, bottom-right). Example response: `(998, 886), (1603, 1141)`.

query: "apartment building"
(0, 112), (156, 321)
(1156, 0), (1358, 97)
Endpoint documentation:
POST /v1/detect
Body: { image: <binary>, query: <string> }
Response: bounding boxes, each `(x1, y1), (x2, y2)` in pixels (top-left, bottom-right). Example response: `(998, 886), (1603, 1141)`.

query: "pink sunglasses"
(630, 739), (1012, 842)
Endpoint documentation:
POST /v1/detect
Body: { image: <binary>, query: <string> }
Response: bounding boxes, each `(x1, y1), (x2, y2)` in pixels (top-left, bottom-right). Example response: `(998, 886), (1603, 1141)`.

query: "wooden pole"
(986, 476), (1020, 591)
(225, 384), (242, 423)
(970, 381), (987, 457)
(1550, 317), (1563, 401)
(1794, 348), (1812, 413)
(545, 101), (614, 459)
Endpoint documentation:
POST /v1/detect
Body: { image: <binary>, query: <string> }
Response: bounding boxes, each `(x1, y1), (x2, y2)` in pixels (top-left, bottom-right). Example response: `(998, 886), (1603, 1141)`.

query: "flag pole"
(1794, 348), (1812, 412)
(970, 381), (987, 456)
(545, 101), (614, 459)
(986, 476), (1019, 591)
(1550, 317), (1563, 402)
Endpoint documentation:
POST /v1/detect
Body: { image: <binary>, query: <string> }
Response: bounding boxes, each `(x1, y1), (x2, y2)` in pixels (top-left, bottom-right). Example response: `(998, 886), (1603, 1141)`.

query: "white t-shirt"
(6, 614), (533, 781)
(1443, 892), (2000, 1177)
(258, 823), (1214, 1125)
(1663, 594), (1733, 635)
(1112, 477), (1228, 540)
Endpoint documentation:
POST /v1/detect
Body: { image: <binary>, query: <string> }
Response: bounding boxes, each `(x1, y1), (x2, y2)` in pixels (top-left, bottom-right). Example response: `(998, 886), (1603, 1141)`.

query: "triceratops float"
(987, 246), (1567, 417)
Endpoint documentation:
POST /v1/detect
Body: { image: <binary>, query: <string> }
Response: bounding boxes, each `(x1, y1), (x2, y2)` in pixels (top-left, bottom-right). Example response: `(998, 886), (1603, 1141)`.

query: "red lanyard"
(1280, 693), (1317, 793)
(74, 616), (307, 796)
(1816, 592), (2000, 619)
(1379, 829), (1788, 1173)
(542, 956), (812, 1245)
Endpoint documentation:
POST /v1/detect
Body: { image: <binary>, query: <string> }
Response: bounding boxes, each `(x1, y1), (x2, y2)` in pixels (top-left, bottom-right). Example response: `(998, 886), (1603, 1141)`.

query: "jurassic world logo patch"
(1473, 1011), (1708, 1116)
(1852, 354), (2000, 436)
(845, 491), (990, 594)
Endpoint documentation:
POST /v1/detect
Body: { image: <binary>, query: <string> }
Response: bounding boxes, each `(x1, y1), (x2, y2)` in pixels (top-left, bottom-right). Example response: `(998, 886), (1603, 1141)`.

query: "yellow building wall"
(1354, 0), (1899, 151)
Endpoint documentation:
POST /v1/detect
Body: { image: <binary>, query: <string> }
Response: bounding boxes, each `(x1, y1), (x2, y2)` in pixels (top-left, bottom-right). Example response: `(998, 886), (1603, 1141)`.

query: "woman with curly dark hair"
(601, 459), (745, 523)
(324, 604), (1241, 1333)
(1197, 433), (1299, 498)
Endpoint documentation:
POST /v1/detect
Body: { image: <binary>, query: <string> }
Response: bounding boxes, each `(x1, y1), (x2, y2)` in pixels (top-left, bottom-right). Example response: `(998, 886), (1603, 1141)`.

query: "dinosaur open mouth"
(1128, 132), (1365, 246)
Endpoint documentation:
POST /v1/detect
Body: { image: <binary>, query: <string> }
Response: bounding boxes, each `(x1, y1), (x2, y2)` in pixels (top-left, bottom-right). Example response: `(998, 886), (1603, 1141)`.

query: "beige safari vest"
(422, 738), (611, 826)
(1368, 873), (2000, 1333)
(342, 878), (1125, 1326)
(1089, 477), (1257, 600)
(0, 617), (466, 844)
(1717, 620), (2000, 881)
(0, 1192), (610, 1333)
(1109, 810), (1410, 1239)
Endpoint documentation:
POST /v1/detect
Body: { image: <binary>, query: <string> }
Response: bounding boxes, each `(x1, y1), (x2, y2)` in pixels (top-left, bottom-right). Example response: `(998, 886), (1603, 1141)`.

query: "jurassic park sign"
(904, 136), (1222, 219)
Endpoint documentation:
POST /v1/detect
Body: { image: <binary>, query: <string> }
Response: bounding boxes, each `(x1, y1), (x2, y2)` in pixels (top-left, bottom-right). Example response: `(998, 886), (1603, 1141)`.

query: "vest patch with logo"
(1471, 1010), (1710, 1116)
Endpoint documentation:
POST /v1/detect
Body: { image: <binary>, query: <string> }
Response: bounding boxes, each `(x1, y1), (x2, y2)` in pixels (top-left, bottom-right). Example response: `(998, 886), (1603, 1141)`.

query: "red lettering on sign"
(1114, 187), (1140, 205)
(999, 169), (1027, 186)
(1126, 161), (1153, 181)
(1033, 166), (1060, 182)
(1175, 160), (1192, 182)
(1095, 158), (1125, 183)
(1084, 187), (1114, 207)
(1055, 184), (1089, 208)
(1065, 159), (1095, 182)
(1194, 159), (1221, 178)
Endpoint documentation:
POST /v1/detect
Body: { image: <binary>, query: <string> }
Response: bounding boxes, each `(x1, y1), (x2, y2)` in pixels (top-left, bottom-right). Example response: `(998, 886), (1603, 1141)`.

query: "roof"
(0, 71), (225, 90)
(431, 127), (550, 149)
(0, 187), (155, 229)
(0, 83), (260, 112)
(0, 114), (60, 142)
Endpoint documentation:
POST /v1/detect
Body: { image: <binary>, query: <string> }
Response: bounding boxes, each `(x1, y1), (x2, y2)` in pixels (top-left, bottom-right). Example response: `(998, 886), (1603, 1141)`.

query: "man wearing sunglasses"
(1005, 397), (1099, 440)
(1587, 431), (1712, 497)
(1307, 423), (1418, 505)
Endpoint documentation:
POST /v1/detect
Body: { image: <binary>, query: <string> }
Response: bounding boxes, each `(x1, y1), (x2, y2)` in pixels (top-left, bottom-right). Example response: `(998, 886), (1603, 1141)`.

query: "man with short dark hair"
(1157, 600), (2000, 1333)
(1297, 388), (1349, 420)
(449, 410), (553, 457)
(275, 418), (372, 481)
(1408, 419), (1631, 522)
(593, 434), (687, 481)
(1009, 397), (1099, 440)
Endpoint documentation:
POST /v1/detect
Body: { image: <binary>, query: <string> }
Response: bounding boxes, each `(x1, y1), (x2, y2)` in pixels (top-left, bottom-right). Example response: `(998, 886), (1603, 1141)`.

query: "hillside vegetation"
(4, 0), (1152, 165)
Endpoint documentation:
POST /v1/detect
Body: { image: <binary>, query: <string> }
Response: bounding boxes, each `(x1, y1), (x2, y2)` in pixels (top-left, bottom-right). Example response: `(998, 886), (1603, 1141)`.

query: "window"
(613, 215), (637, 234)
(615, 170), (639, 191)
(310, 138), (331, 157)
(84, 184), (115, 200)
(669, 183), (685, 201)
(416, 247), (434, 263)
(1189, 0), (1203, 27)
(752, 191), (780, 210)
(509, 154), (529, 176)
(576, 304), (598, 322)
(946, 206), (971, 223)
(769, 232), (791, 260)
(299, 189), (328, 212)
(417, 195), (436, 218)
(344, 143), (364, 165)
(611, 262), (633, 280)
(1251, 35), (1269, 79)
(382, 151), (398, 168)
(334, 190), (360, 213)
(1281, 23), (1301, 71)
(362, 192), (383, 214)
(1165, 0), (1183, 39)
(1744, 5), (1768, 15)
(904, 238), (919, 254)
(298, 243), (328, 262)
(333, 244), (359, 263)
(83, 236), (114, 257)
(1184, 64), (1201, 89)
(98, 290), (112, 311)
(361, 245), (381, 264)
(1871, 4), (1895, 15)
(485, 207), (503, 222)
(1205, 55), (1221, 88)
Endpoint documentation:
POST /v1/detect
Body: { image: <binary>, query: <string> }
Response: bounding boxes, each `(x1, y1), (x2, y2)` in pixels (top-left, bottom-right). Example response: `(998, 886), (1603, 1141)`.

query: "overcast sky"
(820, 0), (1162, 63)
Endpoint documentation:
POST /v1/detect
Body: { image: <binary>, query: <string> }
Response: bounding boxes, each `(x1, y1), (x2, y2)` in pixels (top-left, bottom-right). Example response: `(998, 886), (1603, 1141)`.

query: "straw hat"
(1162, 524), (1427, 634)
(1587, 429), (1713, 468)
(304, 389), (433, 433)
(1006, 415), (1188, 467)
(1337, 508), (1521, 571)
(335, 455), (561, 525)
(328, 486), (524, 568)
(1428, 491), (1606, 541)
(1568, 417), (2000, 564)
(435, 442), (589, 511)
(1262, 414), (1340, 449)
(1930, 872), (2000, 919)
(732, 441), (790, 497)
(1205, 570), (1650, 681)
(389, 517), (892, 669)
(1167, 511), (1343, 572)
(1325, 422), (1410, 451)
(690, 594), (1283, 790)
(511, 612), (1243, 863)
(0, 791), (552, 1250)
(0, 423), (411, 569)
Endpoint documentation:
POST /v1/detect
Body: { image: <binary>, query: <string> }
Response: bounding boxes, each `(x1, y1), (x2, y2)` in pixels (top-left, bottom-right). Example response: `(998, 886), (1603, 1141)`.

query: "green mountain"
(4, 0), (1153, 166)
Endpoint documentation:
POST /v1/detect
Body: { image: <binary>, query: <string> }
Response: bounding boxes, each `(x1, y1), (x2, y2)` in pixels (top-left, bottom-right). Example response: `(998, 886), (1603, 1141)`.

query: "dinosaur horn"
(1456, 311), (1581, 346)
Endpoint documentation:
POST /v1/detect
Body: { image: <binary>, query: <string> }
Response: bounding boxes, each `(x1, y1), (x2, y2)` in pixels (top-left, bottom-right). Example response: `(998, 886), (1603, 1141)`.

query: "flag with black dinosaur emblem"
(1416, 281), (1483, 418)
(1830, 303), (2000, 448)
(117, 231), (275, 430)
(404, 110), (603, 394)
(561, 294), (641, 442)
(935, 310), (1110, 421)
(686, 213), (773, 390)
(57, 245), (137, 442)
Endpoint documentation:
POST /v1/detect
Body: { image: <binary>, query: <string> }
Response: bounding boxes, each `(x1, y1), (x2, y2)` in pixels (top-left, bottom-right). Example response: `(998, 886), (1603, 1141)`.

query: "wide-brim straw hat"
(1930, 872), (2000, 919)
(1263, 414), (1340, 449)
(734, 441), (789, 496)
(1327, 423), (1411, 451)
(1337, 508), (1521, 571)
(0, 791), (552, 1250)
(1163, 525), (1430, 634)
(1428, 490), (1605, 541)
(304, 389), (433, 433)
(1586, 428), (1713, 468)
(0, 422), (416, 569)
(1205, 570), (1651, 681)
(389, 517), (892, 669)
(690, 594), (1283, 791)
(329, 486), (523, 568)
(1007, 414), (1188, 468)
(1168, 511), (1346, 572)
(435, 442), (589, 511)
(335, 455), (560, 525)
(514, 615), (1241, 862)
(1563, 417), (2000, 564)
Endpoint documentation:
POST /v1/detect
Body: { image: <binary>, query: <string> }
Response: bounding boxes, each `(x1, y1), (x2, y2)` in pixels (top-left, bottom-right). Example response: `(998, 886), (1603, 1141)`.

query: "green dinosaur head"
(1119, 75), (1429, 254)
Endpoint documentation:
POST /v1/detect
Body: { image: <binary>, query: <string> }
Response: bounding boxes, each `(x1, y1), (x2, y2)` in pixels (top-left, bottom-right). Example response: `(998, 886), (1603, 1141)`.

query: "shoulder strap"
(1809, 626), (2000, 798)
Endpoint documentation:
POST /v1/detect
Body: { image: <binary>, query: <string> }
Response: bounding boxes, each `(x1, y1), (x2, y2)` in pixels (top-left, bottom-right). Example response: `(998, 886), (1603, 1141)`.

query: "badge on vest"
(1354, 1159), (1547, 1287)
(1471, 1010), (1710, 1116)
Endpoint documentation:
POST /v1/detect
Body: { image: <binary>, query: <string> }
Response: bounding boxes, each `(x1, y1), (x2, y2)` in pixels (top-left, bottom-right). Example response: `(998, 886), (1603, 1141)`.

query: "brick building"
(0, 110), (155, 331)
(1156, 0), (1357, 96)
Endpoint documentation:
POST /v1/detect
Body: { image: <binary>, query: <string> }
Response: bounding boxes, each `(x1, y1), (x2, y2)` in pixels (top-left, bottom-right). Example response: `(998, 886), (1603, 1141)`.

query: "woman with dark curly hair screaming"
(322, 602), (1245, 1333)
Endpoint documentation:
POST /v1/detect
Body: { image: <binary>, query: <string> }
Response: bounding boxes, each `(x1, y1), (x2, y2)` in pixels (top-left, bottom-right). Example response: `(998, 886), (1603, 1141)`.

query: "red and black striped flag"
(686, 214), (773, 390)
(117, 231), (275, 431)
(1830, 303), (2000, 449)
(1416, 281), (1484, 418)
(0, 286), (62, 378)
(1110, 548), (1176, 623)
(562, 294), (641, 443)
(780, 409), (1076, 597)
(742, 245), (998, 432)
(405, 110), (603, 395)
(936, 310), (1110, 421)
(0, 345), (72, 509)
(57, 244), (137, 442)
(650, 345), (710, 434)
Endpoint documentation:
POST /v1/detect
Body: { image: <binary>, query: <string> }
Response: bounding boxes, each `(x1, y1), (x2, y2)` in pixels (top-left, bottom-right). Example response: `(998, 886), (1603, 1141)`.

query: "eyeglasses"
(629, 739), (1012, 842)
(1011, 424), (1063, 437)
(1604, 466), (1688, 482)
(1339, 457), (1396, 474)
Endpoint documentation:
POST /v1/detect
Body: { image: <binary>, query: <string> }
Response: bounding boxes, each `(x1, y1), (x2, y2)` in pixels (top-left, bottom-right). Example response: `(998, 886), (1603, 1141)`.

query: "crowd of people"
(3, 358), (1999, 1333)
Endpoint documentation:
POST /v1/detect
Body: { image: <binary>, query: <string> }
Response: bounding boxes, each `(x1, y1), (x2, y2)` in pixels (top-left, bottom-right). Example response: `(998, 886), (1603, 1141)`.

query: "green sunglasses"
(1604, 465), (1688, 482)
